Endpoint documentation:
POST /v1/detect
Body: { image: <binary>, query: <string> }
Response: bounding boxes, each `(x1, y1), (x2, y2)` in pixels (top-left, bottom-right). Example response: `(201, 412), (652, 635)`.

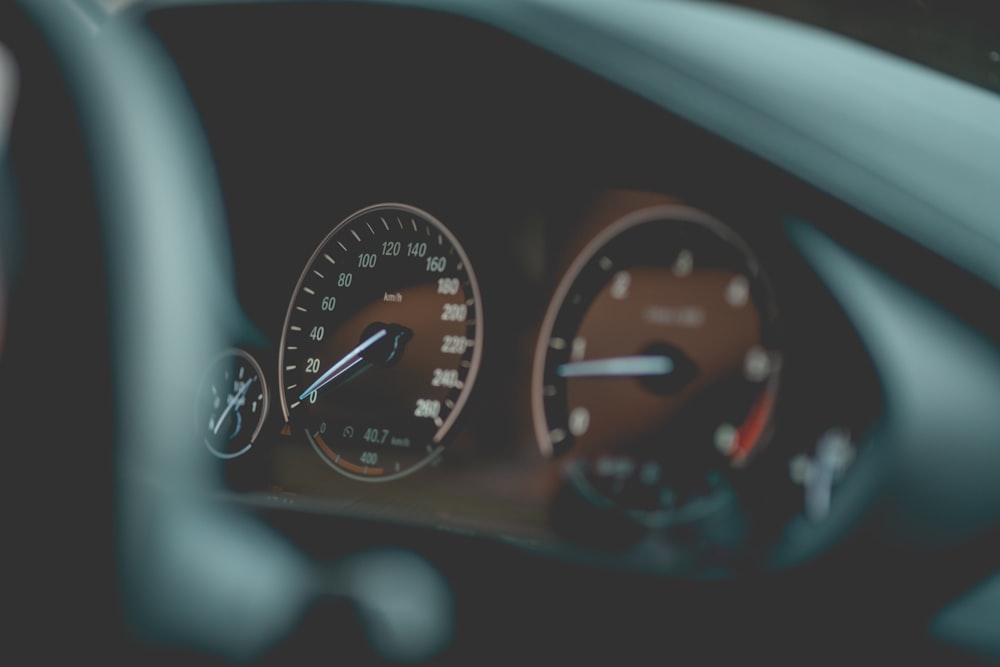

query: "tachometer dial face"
(532, 205), (781, 522)
(279, 203), (483, 481)
(197, 349), (269, 459)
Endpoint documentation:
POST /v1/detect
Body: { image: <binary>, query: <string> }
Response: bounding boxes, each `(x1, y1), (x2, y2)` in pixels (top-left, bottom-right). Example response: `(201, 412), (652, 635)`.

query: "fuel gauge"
(197, 349), (269, 459)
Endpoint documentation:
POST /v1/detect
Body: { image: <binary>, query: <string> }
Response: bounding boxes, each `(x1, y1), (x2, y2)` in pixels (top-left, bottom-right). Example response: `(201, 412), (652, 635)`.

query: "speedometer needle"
(557, 355), (675, 378)
(298, 328), (387, 400)
(298, 323), (412, 401)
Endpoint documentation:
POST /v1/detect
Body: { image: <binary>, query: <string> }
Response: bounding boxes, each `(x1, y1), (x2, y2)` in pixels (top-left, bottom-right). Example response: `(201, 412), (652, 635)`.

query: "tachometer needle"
(298, 327), (388, 401)
(557, 355), (675, 378)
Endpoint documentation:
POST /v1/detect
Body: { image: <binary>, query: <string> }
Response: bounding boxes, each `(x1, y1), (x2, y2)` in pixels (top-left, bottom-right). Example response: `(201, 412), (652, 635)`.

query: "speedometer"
(279, 203), (483, 481)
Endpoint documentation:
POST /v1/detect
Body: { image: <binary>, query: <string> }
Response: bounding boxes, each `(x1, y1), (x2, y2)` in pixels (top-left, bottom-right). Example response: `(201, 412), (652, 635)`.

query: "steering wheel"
(2, 3), (452, 662)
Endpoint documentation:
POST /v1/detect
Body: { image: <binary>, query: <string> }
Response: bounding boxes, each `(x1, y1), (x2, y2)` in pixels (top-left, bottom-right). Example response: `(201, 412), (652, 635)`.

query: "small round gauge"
(532, 205), (781, 523)
(197, 348), (269, 459)
(279, 203), (483, 481)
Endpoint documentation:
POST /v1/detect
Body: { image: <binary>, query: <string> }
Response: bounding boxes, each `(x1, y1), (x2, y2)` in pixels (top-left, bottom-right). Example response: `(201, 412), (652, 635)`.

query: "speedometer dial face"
(279, 203), (483, 481)
(533, 205), (781, 522)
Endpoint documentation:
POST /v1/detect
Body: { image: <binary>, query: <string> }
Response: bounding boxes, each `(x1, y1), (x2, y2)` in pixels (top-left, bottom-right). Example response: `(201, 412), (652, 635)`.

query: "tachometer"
(279, 203), (483, 481)
(532, 204), (781, 523)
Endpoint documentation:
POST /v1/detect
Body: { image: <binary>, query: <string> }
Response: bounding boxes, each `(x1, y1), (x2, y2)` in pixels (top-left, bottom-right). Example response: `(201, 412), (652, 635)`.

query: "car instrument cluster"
(195, 188), (877, 572)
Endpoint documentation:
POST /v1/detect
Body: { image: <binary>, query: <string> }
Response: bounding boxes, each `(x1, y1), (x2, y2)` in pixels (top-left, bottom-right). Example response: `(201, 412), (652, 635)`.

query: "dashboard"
(2, 0), (999, 664)
(147, 2), (887, 565)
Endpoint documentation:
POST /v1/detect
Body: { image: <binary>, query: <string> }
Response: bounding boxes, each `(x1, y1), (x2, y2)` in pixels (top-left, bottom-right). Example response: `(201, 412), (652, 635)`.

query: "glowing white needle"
(298, 327), (388, 401)
(213, 376), (255, 434)
(557, 355), (674, 378)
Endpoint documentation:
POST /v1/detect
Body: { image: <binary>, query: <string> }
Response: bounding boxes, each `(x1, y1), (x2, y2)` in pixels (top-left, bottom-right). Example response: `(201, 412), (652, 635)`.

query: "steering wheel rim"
(1, 2), (314, 660)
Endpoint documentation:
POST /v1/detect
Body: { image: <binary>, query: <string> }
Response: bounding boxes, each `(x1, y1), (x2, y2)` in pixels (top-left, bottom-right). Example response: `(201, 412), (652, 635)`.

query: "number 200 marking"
(441, 303), (467, 322)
